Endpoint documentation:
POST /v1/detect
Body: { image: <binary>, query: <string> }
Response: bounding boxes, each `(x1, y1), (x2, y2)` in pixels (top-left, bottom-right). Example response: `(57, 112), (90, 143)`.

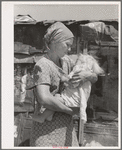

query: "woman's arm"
(36, 84), (74, 115)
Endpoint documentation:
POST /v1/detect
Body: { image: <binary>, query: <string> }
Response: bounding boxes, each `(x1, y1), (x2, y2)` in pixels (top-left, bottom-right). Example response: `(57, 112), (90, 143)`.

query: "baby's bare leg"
(31, 109), (54, 123)
(45, 109), (55, 121)
(31, 113), (44, 123)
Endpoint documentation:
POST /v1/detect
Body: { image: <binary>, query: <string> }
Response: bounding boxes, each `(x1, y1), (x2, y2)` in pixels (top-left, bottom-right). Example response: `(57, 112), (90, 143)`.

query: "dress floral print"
(30, 56), (79, 147)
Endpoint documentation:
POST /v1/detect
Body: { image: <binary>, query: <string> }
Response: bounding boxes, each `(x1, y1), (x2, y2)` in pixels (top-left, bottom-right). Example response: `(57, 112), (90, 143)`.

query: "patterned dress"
(30, 55), (79, 147)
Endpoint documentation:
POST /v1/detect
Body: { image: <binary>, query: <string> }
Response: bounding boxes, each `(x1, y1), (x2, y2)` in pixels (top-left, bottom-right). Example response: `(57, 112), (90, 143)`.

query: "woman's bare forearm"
(36, 88), (73, 115)
(43, 95), (73, 115)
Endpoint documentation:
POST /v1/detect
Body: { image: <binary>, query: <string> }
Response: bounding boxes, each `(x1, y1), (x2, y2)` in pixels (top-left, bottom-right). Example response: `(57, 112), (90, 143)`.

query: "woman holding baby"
(30, 22), (97, 147)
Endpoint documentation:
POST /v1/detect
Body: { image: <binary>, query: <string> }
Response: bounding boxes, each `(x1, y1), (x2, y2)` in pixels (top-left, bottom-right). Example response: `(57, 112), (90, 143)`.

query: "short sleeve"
(33, 62), (51, 86)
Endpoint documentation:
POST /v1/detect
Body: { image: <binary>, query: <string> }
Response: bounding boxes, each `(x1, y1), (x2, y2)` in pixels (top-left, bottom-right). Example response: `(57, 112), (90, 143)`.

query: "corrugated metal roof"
(15, 20), (118, 25)
(14, 16), (118, 26)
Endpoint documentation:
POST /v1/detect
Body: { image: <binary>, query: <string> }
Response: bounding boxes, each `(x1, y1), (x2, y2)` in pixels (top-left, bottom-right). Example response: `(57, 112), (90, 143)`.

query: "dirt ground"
(84, 133), (118, 147)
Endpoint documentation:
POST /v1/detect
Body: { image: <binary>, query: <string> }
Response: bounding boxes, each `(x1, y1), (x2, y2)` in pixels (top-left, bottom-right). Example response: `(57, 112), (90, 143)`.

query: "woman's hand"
(70, 70), (98, 84)
(55, 94), (80, 115)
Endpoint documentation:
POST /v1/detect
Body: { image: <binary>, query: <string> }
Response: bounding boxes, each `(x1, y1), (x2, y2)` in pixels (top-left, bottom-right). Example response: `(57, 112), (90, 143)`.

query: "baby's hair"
(90, 56), (104, 75)
(76, 53), (104, 75)
(75, 53), (85, 65)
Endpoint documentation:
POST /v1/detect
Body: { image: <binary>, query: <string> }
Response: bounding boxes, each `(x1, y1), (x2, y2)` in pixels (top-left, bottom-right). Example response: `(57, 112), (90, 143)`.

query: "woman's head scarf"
(44, 22), (74, 45)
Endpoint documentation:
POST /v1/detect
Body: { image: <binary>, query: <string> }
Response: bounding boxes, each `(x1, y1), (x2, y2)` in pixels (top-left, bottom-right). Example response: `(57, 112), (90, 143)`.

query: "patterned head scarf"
(44, 22), (74, 45)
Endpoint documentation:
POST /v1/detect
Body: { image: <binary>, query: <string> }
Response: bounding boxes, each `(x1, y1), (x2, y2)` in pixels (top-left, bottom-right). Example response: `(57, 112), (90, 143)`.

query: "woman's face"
(49, 38), (73, 58)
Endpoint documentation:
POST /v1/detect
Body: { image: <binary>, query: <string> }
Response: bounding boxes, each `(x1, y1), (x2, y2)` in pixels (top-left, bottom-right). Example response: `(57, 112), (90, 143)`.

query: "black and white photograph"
(2, 1), (121, 149)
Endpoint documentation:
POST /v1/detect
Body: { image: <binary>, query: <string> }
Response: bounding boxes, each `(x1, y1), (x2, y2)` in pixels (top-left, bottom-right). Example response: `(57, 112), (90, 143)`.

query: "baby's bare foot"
(31, 114), (45, 123)
(46, 115), (53, 121)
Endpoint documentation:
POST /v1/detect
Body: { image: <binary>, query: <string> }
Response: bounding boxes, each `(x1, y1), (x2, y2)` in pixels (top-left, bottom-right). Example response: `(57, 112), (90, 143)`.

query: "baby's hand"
(60, 75), (70, 83)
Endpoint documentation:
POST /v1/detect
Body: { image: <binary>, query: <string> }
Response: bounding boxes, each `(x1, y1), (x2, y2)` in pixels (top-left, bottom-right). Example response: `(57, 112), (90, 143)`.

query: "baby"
(31, 53), (104, 123)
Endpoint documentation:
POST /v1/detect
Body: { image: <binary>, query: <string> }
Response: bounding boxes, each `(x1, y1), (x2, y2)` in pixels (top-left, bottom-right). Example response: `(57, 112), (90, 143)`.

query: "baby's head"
(86, 54), (104, 75)
(70, 53), (104, 77)
(75, 53), (86, 65)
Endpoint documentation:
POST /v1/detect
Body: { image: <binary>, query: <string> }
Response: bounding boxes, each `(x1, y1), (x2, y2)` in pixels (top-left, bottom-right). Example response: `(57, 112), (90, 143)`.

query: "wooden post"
(78, 40), (89, 146)
(77, 37), (81, 54)
(78, 119), (84, 146)
(78, 87), (85, 146)
(83, 41), (88, 54)
(78, 25), (88, 145)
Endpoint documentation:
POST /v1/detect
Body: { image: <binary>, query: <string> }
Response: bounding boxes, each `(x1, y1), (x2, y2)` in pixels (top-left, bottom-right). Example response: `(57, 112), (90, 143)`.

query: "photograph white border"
(2, 1), (121, 149)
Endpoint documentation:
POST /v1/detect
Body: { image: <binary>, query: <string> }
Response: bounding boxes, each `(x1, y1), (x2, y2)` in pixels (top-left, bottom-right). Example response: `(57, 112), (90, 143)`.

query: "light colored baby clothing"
(61, 80), (91, 122)
(32, 55), (93, 123)
(35, 78), (92, 123)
